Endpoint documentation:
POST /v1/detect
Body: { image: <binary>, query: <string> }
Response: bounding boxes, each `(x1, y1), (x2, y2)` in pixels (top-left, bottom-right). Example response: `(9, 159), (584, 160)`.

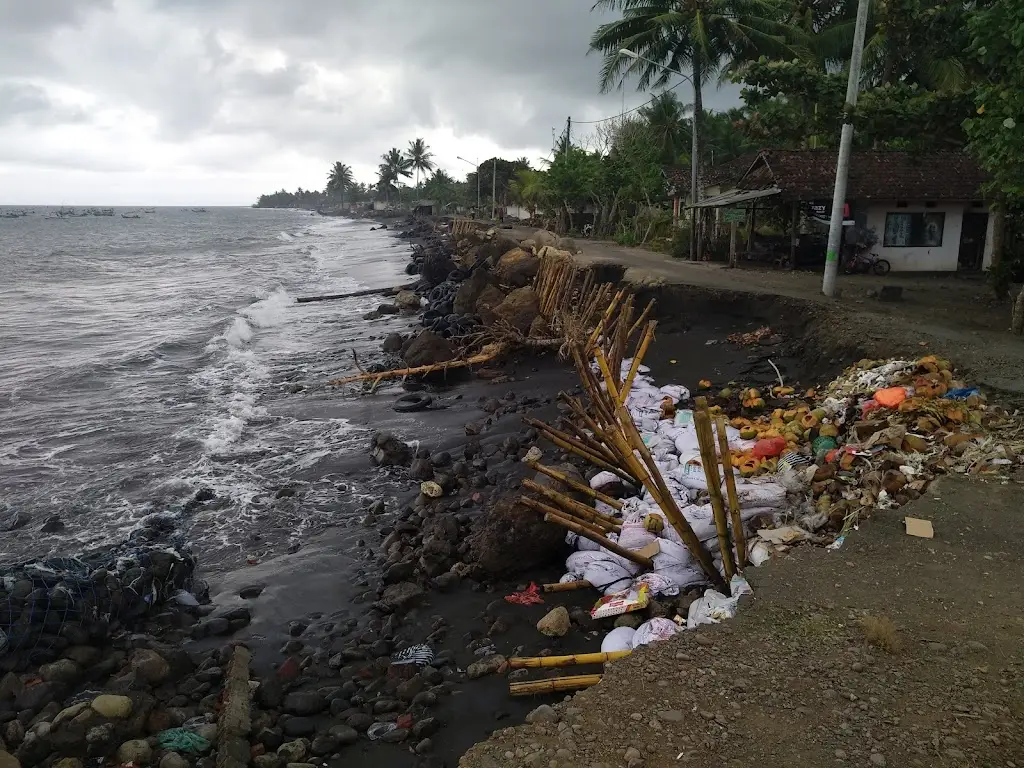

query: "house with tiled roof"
(693, 149), (993, 272)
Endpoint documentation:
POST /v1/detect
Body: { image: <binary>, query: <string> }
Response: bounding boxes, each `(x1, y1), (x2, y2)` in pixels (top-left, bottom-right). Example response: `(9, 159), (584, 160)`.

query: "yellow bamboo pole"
(508, 651), (630, 669)
(618, 320), (658, 406)
(522, 479), (622, 531)
(523, 416), (618, 464)
(527, 463), (623, 510)
(509, 675), (601, 697)
(329, 347), (501, 385)
(520, 500), (653, 569)
(541, 580), (593, 593)
(694, 399), (735, 580)
(715, 415), (747, 569)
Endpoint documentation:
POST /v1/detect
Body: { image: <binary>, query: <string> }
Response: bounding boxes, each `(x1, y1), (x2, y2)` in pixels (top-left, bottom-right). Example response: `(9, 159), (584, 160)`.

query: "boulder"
(402, 330), (456, 368)
(91, 695), (133, 719)
(382, 332), (405, 354)
(116, 740), (152, 765)
(474, 285), (506, 326)
(395, 290), (421, 311)
(453, 268), (497, 315)
(39, 659), (81, 684)
(370, 433), (411, 467)
(557, 237), (579, 253)
(537, 606), (571, 638)
(0, 752), (19, 768)
(130, 649), (170, 685)
(379, 582), (425, 612)
(466, 655), (507, 680)
(493, 287), (540, 334)
(533, 229), (558, 250)
(282, 691), (326, 717)
(495, 248), (540, 288)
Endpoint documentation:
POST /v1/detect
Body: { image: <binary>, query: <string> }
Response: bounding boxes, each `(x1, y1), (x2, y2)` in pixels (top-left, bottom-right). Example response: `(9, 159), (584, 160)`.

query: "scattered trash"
(367, 722), (398, 740)
(727, 326), (774, 346)
(390, 644), (434, 667)
(157, 728), (211, 754)
(505, 582), (544, 605)
(590, 584), (651, 619)
(905, 517), (934, 539)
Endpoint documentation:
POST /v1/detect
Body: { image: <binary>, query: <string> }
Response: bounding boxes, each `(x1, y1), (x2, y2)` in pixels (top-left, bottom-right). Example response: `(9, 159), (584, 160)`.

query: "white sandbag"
(566, 531), (602, 552)
(686, 589), (739, 628)
(633, 617), (681, 647)
(659, 384), (689, 401)
(617, 521), (657, 552)
(734, 480), (788, 508)
(589, 470), (620, 490)
(633, 572), (679, 597)
(601, 626), (636, 653)
(594, 500), (619, 519)
(583, 559), (633, 594)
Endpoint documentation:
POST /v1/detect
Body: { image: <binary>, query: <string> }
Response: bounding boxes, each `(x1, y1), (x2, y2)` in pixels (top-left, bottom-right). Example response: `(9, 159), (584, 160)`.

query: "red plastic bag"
(874, 387), (908, 408)
(752, 437), (787, 459)
(505, 582), (544, 605)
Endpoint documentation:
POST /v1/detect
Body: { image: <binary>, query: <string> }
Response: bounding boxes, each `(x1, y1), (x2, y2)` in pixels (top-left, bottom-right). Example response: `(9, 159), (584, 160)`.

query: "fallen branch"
(329, 344), (503, 386)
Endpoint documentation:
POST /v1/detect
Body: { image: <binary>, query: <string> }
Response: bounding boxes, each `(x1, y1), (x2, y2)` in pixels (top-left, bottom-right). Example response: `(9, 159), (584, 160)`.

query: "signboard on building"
(721, 208), (747, 223)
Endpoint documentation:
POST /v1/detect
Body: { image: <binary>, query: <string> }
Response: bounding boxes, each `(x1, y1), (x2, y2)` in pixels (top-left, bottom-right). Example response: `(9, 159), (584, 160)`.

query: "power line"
(577, 79), (688, 125)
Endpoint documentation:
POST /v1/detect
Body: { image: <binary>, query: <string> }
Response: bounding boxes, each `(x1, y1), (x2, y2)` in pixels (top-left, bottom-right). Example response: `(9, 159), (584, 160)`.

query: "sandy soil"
(459, 474), (1024, 768)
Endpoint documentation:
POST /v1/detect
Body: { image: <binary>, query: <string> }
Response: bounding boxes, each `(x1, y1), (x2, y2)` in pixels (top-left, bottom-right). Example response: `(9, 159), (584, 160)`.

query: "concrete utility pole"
(456, 156), (481, 211)
(822, 0), (872, 297)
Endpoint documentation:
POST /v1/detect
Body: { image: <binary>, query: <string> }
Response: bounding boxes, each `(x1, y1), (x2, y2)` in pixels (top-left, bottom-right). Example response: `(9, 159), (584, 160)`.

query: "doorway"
(958, 212), (989, 272)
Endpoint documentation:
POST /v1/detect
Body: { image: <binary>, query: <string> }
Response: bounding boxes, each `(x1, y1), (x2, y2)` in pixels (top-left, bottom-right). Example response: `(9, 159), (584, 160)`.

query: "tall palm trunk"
(689, 53), (703, 261)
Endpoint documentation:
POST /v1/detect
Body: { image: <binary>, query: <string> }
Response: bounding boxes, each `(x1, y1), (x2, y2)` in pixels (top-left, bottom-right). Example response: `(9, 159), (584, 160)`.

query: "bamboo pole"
(522, 479), (622, 531)
(628, 299), (656, 339)
(508, 651), (630, 669)
(329, 346), (501, 385)
(521, 496), (607, 538)
(509, 675), (601, 697)
(520, 500), (653, 569)
(523, 416), (618, 464)
(618, 320), (657, 406)
(527, 463), (623, 510)
(532, 429), (633, 482)
(693, 399), (735, 580)
(587, 289), (625, 350)
(542, 580), (593, 593)
(715, 415), (747, 569)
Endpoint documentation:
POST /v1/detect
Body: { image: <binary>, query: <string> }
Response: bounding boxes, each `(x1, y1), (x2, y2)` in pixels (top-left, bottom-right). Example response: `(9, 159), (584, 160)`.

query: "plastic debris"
(367, 722), (398, 740)
(390, 644), (434, 667)
(157, 728), (212, 754)
(590, 584), (650, 619)
(504, 582), (544, 605)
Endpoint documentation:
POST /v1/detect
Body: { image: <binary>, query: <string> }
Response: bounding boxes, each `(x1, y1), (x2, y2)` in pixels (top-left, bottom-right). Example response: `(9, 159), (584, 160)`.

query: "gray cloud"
(0, 0), (741, 203)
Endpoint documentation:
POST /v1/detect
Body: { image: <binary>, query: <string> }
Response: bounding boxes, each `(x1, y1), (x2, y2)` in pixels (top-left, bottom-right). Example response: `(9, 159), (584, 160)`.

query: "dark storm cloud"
(0, 0), (740, 194)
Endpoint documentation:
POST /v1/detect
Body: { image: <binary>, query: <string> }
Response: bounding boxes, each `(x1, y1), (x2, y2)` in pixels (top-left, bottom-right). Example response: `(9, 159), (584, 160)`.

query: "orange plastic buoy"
(875, 387), (908, 408)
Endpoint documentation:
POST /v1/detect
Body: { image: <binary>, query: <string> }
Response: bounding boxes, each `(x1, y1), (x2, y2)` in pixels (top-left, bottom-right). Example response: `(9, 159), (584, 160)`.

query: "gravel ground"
(459, 475), (1024, 768)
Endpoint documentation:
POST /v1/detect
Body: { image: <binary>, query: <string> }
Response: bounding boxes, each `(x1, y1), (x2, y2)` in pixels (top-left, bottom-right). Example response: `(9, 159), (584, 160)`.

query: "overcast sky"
(0, 0), (740, 205)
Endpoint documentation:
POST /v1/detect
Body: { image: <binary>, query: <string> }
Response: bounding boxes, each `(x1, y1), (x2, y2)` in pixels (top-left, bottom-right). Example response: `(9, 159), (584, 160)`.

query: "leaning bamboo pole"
(508, 651), (630, 669)
(520, 498), (654, 569)
(694, 398), (735, 580)
(715, 414), (747, 568)
(521, 479), (622, 531)
(509, 675), (601, 697)
(618, 320), (657, 405)
(527, 463), (624, 510)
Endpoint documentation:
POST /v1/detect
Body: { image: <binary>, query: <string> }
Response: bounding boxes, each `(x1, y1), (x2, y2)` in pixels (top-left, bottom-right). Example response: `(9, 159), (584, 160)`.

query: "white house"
(693, 149), (993, 272)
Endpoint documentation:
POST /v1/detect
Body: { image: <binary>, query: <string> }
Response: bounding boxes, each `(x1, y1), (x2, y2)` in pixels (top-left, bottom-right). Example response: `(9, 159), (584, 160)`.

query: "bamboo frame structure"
(509, 675), (602, 697)
(694, 398), (736, 580)
(715, 415), (748, 568)
(508, 651), (630, 669)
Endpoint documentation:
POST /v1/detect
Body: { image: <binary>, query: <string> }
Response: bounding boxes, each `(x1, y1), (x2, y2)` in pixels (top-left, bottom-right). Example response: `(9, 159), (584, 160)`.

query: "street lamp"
(456, 155), (481, 211)
(619, 48), (700, 261)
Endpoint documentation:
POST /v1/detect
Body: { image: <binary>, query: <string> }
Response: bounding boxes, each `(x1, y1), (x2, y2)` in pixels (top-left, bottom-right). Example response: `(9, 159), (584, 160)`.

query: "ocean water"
(0, 206), (412, 568)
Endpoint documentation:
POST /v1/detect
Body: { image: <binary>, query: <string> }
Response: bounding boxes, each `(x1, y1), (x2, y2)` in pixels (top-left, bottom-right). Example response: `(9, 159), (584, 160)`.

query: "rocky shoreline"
(0, 216), (825, 768)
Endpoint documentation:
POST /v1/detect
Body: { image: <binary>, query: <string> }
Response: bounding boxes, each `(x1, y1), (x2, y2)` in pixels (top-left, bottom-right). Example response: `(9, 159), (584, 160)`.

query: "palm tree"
(591, 0), (793, 257)
(326, 162), (354, 205)
(406, 138), (435, 192)
(509, 168), (549, 220)
(377, 149), (413, 205)
(639, 91), (693, 164)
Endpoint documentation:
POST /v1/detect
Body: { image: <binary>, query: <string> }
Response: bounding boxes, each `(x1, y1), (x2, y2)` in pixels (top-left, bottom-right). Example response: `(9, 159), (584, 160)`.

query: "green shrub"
(670, 227), (691, 259)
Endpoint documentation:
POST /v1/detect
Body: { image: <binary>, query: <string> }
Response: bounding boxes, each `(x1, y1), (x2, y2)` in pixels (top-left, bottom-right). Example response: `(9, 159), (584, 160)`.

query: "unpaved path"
(459, 475), (1024, 768)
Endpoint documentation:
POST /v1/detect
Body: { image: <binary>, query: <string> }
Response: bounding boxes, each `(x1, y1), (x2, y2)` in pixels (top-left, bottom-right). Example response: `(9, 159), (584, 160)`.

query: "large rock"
(116, 740), (152, 765)
(493, 287), (540, 334)
(370, 433), (410, 467)
(466, 655), (506, 680)
(453, 268), (497, 315)
(91, 694), (133, 719)
(474, 284), (506, 326)
(282, 691), (326, 716)
(39, 659), (81, 684)
(0, 751), (20, 768)
(495, 248), (540, 288)
(402, 330), (456, 368)
(394, 290), (421, 311)
(379, 582), (425, 612)
(537, 606), (571, 638)
(130, 649), (170, 685)
(533, 229), (558, 250)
